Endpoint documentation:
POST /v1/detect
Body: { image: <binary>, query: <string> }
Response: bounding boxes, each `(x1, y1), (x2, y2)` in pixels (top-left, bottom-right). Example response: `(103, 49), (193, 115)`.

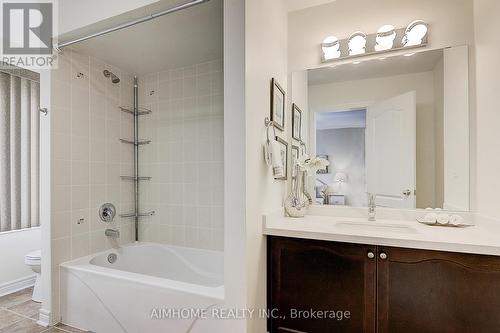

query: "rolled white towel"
(263, 141), (271, 166)
(437, 213), (450, 225)
(450, 215), (464, 226)
(271, 140), (284, 177)
(423, 213), (438, 222)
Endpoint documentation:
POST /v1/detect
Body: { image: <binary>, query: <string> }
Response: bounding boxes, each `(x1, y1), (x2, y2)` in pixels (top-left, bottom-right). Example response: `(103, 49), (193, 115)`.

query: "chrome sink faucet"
(105, 228), (120, 238)
(368, 193), (376, 221)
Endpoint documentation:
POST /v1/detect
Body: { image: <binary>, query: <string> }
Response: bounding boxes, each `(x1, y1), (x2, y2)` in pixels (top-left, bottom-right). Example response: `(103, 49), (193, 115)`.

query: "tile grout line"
(2, 307), (39, 322)
(0, 290), (84, 332)
(0, 308), (26, 330)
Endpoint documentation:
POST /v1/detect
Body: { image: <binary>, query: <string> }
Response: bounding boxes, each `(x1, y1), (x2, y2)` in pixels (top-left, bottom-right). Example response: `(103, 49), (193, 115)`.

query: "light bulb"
(322, 36), (341, 60)
(348, 32), (366, 56)
(375, 24), (396, 51)
(403, 20), (428, 47)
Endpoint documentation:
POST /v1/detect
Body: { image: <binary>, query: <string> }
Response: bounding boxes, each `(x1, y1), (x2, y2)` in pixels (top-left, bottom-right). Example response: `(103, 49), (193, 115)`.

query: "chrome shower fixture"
(103, 69), (120, 83)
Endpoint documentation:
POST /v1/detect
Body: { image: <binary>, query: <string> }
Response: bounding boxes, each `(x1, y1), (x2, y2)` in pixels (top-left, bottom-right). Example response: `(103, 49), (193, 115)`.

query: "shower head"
(103, 69), (120, 84)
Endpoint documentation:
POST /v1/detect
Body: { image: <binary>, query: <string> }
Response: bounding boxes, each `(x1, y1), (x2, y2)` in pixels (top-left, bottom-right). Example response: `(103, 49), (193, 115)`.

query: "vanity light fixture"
(320, 20), (428, 63)
(348, 31), (367, 56)
(321, 36), (341, 60)
(403, 20), (428, 47)
(375, 25), (396, 51)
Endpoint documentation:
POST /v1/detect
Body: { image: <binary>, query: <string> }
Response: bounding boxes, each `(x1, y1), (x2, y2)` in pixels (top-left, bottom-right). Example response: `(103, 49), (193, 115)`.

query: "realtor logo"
(2, 2), (52, 54)
(0, 0), (56, 69)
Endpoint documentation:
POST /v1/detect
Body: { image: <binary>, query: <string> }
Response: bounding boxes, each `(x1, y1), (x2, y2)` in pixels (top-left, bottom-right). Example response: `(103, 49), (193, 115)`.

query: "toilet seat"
(25, 250), (41, 265)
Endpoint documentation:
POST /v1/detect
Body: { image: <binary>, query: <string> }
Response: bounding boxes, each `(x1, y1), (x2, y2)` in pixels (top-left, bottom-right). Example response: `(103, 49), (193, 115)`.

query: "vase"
(301, 172), (313, 207)
(284, 166), (308, 218)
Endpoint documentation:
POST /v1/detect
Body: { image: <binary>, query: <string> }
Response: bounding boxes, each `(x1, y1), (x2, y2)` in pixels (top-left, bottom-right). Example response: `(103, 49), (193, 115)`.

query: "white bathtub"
(60, 242), (224, 333)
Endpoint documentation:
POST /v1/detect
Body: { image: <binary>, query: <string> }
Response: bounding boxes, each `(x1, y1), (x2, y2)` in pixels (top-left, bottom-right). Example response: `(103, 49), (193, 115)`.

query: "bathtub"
(60, 242), (224, 333)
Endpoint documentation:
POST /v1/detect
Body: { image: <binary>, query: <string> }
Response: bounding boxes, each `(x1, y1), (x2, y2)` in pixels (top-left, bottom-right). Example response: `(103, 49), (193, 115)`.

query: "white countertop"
(263, 207), (500, 256)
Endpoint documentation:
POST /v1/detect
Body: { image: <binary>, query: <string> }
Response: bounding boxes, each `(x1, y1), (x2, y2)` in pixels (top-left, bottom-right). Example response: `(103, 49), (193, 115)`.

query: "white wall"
(474, 0), (500, 220)
(288, 0), (475, 71)
(245, 0), (288, 331)
(433, 56), (444, 208)
(309, 71), (440, 208)
(223, 0), (246, 331)
(443, 46), (470, 211)
(316, 128), (367, 207)
(0, 228), (40, 289)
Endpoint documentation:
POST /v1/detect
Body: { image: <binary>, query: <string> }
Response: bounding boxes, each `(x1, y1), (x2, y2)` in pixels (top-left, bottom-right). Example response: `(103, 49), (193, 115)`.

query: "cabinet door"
(377, 247), (500, 333)
(268, 237), (376, 333)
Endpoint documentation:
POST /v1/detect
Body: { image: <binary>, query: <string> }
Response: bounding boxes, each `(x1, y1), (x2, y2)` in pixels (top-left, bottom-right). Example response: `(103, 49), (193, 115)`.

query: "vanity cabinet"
(268, 237), (500, 333)
(268, 237), (377, 333)
(377, 246), (500, 333)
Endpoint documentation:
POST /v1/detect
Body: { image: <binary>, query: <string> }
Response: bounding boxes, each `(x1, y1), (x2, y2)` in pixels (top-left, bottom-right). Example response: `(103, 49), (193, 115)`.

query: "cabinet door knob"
(380, 252), (388, 260)
(367, 251), (375, 259)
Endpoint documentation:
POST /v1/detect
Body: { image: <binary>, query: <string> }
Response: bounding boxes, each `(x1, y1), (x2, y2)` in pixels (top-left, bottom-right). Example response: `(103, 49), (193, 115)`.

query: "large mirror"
(295, 46), (470, 211)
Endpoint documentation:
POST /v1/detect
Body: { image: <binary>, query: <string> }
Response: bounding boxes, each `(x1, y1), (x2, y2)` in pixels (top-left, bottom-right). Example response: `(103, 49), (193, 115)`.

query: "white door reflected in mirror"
(366, 91), (416, 209)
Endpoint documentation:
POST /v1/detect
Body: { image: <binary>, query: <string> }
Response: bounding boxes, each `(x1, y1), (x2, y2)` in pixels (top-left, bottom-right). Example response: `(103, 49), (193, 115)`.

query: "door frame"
(309, 103), (372, 199)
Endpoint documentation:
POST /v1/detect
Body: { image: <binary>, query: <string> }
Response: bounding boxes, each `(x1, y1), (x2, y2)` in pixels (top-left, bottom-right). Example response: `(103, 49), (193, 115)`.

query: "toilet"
(24, 250), (42, 302)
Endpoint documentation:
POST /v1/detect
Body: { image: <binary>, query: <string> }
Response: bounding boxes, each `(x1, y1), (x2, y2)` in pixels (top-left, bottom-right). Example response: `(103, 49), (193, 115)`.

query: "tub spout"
(105, 229), (120, 238)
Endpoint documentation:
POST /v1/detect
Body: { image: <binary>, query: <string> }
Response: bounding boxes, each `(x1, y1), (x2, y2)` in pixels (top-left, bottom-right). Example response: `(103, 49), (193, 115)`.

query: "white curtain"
(0, 71), (40, 232)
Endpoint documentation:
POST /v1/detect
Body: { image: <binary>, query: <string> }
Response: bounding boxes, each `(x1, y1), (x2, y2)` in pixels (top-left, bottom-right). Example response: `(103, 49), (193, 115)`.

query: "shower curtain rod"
(54, 0), (210, 50)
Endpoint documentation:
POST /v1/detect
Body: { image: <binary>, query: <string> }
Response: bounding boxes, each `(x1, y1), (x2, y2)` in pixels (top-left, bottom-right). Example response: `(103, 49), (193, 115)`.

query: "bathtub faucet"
(105, 228), (120, 238)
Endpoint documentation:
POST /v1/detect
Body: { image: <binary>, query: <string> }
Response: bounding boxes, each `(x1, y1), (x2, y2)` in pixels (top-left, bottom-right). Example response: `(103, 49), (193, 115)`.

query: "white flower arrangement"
(297, 155), (330, 175)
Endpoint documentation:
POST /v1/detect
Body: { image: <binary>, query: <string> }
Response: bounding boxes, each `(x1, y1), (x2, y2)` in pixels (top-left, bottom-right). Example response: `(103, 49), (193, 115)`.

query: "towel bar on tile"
(120, 138), (151, 145)
(120, 176), (152, 181)
(119, 106), (152, 115)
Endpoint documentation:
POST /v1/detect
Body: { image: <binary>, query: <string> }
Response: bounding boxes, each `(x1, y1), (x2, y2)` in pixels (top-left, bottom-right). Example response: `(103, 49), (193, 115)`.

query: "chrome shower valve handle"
(99, 203), (116, 222)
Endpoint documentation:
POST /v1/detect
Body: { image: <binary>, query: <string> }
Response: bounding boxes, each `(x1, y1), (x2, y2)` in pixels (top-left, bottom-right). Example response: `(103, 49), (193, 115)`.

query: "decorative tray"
(416, 217), (475, 228)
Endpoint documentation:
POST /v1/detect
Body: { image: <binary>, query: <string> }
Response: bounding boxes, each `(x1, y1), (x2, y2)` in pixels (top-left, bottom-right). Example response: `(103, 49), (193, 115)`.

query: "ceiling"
(287, 0), (336, 12)
(308, 49), (444, 86)
(67, 0), (223, 75)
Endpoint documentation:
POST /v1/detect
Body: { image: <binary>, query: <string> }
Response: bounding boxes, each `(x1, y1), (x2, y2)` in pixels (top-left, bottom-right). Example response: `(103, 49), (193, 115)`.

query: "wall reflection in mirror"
(301, 47), (470, 211)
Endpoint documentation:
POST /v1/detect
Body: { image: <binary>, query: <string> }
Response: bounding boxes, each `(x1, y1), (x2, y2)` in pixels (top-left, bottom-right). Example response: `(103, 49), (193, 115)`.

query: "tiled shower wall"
(138, 60), (224, 250)
(50, 49), (136, 318)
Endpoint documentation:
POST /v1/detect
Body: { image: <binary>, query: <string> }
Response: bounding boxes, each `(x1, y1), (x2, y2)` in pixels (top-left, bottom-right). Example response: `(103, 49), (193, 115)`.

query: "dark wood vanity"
(268, 236), (500, 333)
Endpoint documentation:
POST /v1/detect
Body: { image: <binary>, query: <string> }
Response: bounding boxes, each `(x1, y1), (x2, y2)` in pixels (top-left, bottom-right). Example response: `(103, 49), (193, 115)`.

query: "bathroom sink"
(335, 221), (418, 234)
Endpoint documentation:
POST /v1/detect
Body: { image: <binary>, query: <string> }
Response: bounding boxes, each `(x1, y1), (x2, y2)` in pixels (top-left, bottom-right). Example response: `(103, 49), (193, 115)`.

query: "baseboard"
(37, 308), (51, 327)
(0, 275), (36, 297)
